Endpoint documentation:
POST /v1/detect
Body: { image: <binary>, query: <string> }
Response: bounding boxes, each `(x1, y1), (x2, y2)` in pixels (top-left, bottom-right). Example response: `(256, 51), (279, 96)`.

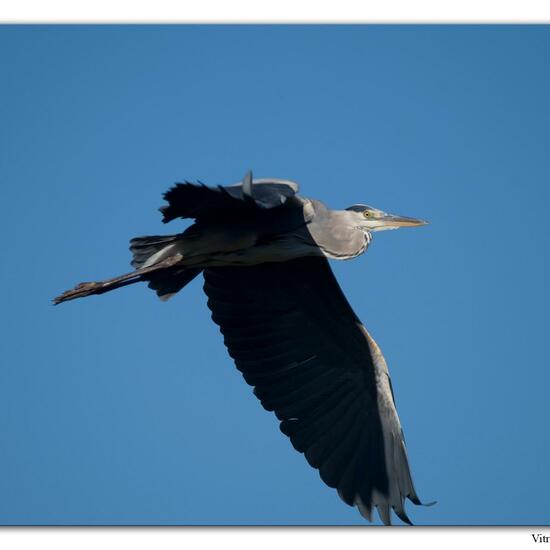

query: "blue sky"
(0, 25), (549, 525)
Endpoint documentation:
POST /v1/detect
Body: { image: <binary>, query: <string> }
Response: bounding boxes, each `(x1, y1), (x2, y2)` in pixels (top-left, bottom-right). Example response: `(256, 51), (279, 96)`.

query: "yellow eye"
(363, 210), (371, 218)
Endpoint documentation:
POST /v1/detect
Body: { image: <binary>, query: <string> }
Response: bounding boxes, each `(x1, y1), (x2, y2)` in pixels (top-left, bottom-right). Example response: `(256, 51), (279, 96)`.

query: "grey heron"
(54, 171), (431, 525)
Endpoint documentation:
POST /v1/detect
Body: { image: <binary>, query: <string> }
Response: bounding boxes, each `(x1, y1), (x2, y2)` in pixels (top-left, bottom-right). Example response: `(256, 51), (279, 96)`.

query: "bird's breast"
(308, 220), (371, 260)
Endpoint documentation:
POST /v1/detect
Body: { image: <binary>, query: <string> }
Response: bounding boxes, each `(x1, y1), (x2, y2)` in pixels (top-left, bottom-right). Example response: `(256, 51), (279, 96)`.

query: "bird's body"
(133, 195), (370, 271)
(54, 171), (430, 525)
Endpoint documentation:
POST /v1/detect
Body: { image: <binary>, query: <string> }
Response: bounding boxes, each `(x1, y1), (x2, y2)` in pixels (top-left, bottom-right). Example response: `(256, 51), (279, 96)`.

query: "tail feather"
(146, 267), (202, 301)
(129, 234), (181, 269)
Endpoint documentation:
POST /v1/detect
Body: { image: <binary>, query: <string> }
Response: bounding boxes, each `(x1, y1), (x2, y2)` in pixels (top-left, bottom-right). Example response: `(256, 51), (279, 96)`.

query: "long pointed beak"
(381, 214), (429, 228)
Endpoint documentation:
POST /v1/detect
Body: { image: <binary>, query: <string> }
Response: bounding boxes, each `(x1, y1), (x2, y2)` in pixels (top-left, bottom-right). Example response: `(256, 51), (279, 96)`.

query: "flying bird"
(54, 171), (431, 525)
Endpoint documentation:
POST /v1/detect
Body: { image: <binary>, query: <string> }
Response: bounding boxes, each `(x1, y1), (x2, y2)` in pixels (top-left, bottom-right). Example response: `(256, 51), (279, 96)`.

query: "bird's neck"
(361, 230), (373, 253)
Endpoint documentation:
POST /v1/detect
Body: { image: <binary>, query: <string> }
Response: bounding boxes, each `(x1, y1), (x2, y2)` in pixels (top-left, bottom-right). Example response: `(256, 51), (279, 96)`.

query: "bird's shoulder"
(160, 177), (302, 223)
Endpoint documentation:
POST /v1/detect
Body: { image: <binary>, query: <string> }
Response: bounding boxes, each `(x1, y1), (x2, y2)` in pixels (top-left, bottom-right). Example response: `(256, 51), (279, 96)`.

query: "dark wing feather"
(160, 178), (299, 223)
(202, 257), (424, 525)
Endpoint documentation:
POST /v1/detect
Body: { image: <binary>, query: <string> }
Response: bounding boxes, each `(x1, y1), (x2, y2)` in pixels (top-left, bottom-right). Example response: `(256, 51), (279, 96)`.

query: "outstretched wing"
(202, 257), (424, 525)
(160, 172), (299, 224)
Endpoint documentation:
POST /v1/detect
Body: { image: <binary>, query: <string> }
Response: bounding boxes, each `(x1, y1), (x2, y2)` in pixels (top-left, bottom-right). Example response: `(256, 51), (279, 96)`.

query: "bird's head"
(345, 204), (428, 232)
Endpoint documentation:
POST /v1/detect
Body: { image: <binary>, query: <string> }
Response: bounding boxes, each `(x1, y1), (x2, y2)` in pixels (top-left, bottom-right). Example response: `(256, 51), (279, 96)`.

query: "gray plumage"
(54, 171), (431, 524)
